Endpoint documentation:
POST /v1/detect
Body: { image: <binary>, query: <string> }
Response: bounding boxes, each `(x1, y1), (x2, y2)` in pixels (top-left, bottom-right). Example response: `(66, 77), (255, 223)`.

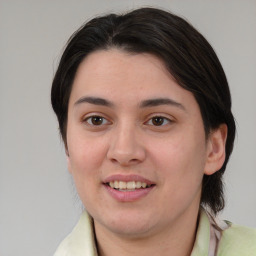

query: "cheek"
(153, 133), (206, 167)
(67, 138), (108, 207)
(150, 133), (207, 189)
(67, 133), (108, 182)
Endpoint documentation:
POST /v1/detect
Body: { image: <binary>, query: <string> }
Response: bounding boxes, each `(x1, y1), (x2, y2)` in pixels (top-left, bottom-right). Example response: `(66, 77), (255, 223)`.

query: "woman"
(51, 7), (256, 256)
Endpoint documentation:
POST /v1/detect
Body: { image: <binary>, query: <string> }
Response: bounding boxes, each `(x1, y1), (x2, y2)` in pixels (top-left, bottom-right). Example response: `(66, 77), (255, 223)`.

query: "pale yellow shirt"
(54, 208), (256, 256)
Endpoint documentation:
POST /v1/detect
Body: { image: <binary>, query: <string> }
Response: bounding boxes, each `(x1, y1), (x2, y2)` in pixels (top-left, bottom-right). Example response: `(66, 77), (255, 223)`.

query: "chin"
(95, 210), (156, 238)
(107, 222), (154, 238)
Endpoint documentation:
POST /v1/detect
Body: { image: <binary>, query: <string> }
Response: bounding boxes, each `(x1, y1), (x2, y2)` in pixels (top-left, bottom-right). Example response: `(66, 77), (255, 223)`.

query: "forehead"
(69, 49), (199, 113)
(75, 49), (171, 86)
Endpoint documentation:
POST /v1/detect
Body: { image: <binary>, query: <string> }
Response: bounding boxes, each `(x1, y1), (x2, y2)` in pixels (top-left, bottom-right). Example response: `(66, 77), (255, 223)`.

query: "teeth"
(142, 182), (147, 188)
(119, 181), (126, 189)
(127, 181), (136, 189)
(136, 181), (142, 189)
(108, 181), (150, 190)
(114, 181), (119, 189)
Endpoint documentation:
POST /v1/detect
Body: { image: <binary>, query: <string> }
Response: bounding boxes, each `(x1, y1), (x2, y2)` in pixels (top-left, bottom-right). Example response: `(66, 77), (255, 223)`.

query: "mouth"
(105, 181), (154, 191)
(103, 175), (155, 201)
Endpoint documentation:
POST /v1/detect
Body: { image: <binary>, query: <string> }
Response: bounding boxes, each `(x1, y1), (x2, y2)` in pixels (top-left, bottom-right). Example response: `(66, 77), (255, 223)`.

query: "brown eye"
(85, 116), (107, 126)
(146, 116), (172, 127)
(151, 117), (164, 126)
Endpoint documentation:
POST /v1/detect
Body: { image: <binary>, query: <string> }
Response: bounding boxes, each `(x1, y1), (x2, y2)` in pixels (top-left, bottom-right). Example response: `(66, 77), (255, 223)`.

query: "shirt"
(54, 208), (256, 256)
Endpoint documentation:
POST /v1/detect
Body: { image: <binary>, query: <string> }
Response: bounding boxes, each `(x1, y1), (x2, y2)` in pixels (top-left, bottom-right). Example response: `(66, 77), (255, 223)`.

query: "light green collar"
(54, 209), (210, 256)
(54, 211), (98, 256)
(191, 208), (210, 255)
(54, 208), (256, 256)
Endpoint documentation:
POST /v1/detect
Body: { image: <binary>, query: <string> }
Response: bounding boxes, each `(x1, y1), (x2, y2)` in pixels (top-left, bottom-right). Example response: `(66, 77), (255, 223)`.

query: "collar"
(54, 208), (216, 256)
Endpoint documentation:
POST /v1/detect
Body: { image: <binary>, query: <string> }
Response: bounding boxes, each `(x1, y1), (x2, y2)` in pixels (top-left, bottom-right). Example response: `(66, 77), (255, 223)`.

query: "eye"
(84, 115), (109, 126)
(147, 116), (172, 126)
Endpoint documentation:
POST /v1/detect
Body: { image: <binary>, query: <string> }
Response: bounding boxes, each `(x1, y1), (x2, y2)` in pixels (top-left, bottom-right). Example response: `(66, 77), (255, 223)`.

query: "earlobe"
(204, 124), (228, 175)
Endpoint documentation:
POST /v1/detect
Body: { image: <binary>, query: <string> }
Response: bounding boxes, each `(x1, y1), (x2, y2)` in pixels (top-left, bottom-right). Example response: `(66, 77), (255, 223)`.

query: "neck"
(94, 205), (200, 256)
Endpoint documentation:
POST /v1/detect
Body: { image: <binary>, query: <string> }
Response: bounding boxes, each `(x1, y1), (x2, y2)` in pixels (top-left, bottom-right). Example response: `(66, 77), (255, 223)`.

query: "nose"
(107, 124), (146, 166)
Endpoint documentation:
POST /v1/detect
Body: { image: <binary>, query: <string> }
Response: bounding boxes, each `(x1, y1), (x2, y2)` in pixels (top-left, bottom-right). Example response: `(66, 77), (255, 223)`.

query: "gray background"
(0, 0), (255, 255)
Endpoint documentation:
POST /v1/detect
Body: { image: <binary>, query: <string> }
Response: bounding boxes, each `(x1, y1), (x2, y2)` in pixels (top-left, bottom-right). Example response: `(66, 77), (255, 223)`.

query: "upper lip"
(103, 174), (155, 185)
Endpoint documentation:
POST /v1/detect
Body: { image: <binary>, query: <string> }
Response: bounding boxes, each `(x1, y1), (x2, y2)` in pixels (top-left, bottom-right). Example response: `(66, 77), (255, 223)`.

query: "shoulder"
(217, 222), (256, 256)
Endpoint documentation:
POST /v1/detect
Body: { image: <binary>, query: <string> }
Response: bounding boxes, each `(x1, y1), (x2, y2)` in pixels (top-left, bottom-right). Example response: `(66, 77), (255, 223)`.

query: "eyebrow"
(74, 96), (185, 111)
(140, 98), (186, 111)
(74, 96), (113, 107)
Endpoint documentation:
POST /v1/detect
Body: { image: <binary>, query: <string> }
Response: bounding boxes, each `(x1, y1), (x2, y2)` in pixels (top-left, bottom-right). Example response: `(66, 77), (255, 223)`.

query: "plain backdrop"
(0, 0), (255, 255)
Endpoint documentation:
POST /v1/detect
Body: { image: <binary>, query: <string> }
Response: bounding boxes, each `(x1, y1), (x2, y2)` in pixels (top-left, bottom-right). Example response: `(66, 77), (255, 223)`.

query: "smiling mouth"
(106, 181), (154, 191)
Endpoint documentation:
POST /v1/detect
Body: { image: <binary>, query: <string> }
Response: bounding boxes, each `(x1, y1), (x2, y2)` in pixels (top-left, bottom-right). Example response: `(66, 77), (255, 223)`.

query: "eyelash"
(83, 115), (110, 126)
(83, 115), (173, 127)
(145, 116), (172, 126)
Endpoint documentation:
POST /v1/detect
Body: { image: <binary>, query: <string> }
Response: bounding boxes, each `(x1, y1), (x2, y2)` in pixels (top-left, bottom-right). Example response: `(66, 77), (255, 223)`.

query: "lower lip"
(104, 184), (155, 202)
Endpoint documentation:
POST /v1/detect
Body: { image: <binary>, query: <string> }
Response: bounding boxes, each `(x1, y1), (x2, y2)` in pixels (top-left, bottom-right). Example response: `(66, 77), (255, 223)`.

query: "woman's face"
(66, 49), (223, 238)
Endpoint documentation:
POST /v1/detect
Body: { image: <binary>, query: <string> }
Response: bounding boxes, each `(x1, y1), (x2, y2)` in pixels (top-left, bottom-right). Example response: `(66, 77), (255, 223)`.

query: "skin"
(66, 49), (227, 256)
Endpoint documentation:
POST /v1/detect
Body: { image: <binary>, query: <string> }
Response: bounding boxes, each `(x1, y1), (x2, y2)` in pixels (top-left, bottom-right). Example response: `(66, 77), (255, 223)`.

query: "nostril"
(109, 157), (141, 166)
(106, 137), (146, 165)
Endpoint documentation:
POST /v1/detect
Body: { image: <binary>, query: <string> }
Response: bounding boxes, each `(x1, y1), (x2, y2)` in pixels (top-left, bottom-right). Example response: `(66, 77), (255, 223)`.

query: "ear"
(204, 124), (228, 175)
